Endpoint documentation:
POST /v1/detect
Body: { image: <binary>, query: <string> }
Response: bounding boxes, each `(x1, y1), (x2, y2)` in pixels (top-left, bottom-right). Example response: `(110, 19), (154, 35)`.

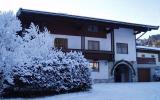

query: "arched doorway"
(111, 60), (136, 82)
(114, 64), (132, 82)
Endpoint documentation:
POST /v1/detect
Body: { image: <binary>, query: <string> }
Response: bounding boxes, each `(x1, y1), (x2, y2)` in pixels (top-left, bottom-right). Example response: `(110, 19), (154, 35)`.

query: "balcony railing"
(84, 50), (114, 61)
(61, 49), (114, 61)
(137, 57), (156, 64)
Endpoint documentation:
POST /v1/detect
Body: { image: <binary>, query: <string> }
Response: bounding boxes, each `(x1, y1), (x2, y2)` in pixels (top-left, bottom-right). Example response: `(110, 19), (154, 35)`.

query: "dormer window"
(88, 25), (98, 32)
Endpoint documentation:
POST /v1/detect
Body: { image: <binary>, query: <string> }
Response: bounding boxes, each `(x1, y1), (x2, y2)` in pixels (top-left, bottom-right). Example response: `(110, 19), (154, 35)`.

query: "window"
(151, 55), (155, 58)
(142, 54), (145, 58)
(88, 40), (100, 50)
(158, 54), (160, 62)
(88, 25), (98, 32)
(116, 43), (128, 54)
(89, 61), (99, 72)
(54, 38), (68, 49)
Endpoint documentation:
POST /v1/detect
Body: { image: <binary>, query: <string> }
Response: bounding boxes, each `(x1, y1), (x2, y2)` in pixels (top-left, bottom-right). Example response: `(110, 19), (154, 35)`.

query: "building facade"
(17, 8), (159, 83)
(137, 46), (160, 82)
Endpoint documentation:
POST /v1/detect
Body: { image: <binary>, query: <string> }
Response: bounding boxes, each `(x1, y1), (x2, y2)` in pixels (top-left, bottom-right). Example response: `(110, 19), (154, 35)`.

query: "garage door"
(138, 68), (150, 82)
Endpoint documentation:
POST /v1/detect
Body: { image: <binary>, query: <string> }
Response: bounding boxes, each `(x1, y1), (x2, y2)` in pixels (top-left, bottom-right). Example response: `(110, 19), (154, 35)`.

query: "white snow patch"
(8, 82), (160, 100)
(136, 46), (160, 51)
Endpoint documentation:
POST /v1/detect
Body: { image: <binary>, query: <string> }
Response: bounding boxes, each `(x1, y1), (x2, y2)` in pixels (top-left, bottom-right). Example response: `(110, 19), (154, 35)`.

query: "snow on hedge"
(0, 12), (91, 96)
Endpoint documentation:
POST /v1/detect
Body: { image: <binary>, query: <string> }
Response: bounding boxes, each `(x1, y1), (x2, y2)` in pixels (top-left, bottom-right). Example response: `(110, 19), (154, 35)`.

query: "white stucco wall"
(137, 52), (160, 66)
(53, 34), (81, 49)
(91, 60), (109, 79)
(85, 33), (111, 51)
(53, 34), (111, 51)
(114, 28), (136, 61)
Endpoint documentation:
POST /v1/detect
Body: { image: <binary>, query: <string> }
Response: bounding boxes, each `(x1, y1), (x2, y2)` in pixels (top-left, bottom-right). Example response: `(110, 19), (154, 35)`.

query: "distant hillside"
(137, 34), (160, 47)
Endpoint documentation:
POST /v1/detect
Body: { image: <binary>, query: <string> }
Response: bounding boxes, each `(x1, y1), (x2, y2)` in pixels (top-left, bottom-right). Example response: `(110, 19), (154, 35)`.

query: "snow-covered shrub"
(0, 11), (91, 96)
(0, 11), (22, 65)
(2, 23), (91, 97)
(0, 12), (22, 90)
(0, 68), (3, 93)
(12, 50), (91, 92)
(64, 51), (91, 89)
(153, 69), (160, 81)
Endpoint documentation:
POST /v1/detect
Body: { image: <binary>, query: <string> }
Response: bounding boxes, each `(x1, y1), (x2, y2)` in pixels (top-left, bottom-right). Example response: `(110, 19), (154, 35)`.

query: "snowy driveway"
(7, 82), (160, 100)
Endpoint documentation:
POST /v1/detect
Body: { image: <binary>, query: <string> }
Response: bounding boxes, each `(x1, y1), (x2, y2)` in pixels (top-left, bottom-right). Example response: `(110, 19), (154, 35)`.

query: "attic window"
(88, 25), (98, 32)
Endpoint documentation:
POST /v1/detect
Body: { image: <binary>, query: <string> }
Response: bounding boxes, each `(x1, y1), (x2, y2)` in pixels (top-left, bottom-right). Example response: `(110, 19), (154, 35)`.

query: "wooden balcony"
(137, 57), (156, 64)
(61, 49), (114, 61)
(84, 50), (114, 61)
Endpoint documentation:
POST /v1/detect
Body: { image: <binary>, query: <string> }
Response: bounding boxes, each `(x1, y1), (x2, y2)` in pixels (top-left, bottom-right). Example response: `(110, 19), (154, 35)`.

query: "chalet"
(17, 8), (159, 83)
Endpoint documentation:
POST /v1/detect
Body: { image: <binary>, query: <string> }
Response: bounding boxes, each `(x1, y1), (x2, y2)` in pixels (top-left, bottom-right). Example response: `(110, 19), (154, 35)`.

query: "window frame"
(88, 40), (100, 50)
(116, 43), (128, 54)
(89, 61), (99, 72)
(54, 38), (68, 49)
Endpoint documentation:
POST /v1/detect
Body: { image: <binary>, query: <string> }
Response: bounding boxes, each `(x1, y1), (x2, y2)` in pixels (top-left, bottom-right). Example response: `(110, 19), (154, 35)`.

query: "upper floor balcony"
(137, 57), (156, 64)
(61, 49), (114, 61)
(53, 34), (114, 61)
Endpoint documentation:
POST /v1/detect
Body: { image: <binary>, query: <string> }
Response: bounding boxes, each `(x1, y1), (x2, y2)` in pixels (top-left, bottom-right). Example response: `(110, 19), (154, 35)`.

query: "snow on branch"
(0, 12), (91, 95)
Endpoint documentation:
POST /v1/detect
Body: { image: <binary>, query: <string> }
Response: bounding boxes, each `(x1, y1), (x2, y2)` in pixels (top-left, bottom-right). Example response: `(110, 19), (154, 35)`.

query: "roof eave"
(17, 8), (159, 32)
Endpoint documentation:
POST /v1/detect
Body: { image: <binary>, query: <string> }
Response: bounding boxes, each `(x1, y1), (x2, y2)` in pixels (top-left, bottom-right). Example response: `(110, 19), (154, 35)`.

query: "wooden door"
(138, 68), (150, 82)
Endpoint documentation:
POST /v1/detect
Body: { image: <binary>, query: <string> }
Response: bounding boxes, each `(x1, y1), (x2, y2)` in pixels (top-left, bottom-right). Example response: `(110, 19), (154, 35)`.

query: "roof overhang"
(136, 46), (160, 54)
(17, 8), (159, 34)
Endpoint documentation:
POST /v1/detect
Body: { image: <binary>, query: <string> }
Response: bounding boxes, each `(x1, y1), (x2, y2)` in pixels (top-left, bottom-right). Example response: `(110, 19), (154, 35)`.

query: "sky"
(0, 0), (160, 39)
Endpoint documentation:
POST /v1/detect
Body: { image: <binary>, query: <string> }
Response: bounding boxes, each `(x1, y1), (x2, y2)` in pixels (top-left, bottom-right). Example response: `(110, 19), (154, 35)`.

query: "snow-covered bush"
(0, 12), (23, 90)
(0, 68), (3, 92)
(2, 22), (91, 96)
(12, 50), (91, 92)
(64, 51), (91, 89)
(153, 69), (160, 81)
(0, 11), (22, 65)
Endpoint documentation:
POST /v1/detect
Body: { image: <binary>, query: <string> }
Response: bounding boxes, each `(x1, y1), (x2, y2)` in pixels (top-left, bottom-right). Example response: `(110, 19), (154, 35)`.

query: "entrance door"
(114, 64), (131, 82)
(138, 68), (150, 82)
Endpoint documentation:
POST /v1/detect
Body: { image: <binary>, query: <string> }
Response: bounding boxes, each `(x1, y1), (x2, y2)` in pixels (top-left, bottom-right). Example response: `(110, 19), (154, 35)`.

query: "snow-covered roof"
(136, 46), (160, 51)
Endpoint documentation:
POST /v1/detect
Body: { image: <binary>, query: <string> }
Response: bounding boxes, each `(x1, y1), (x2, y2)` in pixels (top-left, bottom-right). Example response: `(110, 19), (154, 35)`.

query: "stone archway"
(111, 60), (136, 82)
(114, 64), (131, 82)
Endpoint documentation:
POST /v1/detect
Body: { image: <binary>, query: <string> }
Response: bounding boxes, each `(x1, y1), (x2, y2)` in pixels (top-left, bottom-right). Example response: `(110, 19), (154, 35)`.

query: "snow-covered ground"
(5, 82), (160, 100)
(6, 82), (160, 100)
